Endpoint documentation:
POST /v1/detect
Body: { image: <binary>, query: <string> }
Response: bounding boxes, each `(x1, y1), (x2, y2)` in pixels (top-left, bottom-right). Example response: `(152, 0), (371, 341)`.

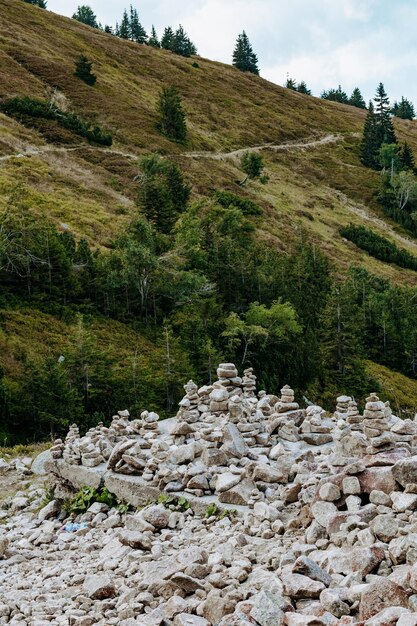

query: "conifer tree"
(297, 81), (311, 95)
(232, 31), (259, 75)
(72, 5), (98, 28)
(74, 55), (97, 86)
(285, 76), (297, 91)
(161, 27), (175, 50)
(24, 0), (47, 7)
(172, 25), (197, 57)
(148, 25), (160, 48)
(399, 142), (415, 170)
(349, 87), (366, 109)
(118, 9), (130, 39)
(129, 6), (147, 43)
(157, 86), (187, 143)
(374, 82), (396, 146)
(392, 97), (415, 120)
(360, 101), (379, 168)
(321, 85), (349, 104)
(104, 25), (113, 34)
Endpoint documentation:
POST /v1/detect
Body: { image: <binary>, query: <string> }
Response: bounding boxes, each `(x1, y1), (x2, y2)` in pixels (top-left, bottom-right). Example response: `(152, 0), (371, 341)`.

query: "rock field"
(2, 363), (417, 625)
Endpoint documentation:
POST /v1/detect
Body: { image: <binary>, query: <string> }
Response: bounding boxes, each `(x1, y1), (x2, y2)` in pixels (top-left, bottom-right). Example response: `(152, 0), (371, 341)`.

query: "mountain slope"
(2, 0), (417, 441)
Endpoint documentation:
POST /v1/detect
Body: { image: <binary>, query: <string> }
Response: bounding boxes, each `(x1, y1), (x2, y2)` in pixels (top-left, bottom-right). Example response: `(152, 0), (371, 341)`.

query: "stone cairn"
(363, 392), (395, 454)
(334, 394), (351, 420)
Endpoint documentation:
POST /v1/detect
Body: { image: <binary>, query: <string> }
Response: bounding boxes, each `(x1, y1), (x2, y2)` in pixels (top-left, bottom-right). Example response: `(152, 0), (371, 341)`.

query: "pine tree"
(74, 55), (97, 86)
(232, 31), (259, 75)
(104, 25), (113, 34)
(285, 76), (297, 91)
(321, 85), (349, 104)
(148, 25), (160, 48)
(157, 86), (187, 143)
(360, 101), (379, 168)
(374, 82), (397, 146)
(172, 25), (197, 57)
(129, 6), (147, 43)
(297, 81), (311, 95)
(118, 9), (131, 39)
(392, 97), (415, 120)
(72, 5), (98, 28)
(24, 0), (47, 7)
(399, 142), (415, 170)
(349, 87), (366, 109)
(161, 27), (174, 50)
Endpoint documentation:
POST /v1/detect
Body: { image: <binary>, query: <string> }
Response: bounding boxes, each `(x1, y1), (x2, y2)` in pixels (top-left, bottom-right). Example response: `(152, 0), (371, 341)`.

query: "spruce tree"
(72, 5), (99, 28)
(232, 31), (259, 75)
(157, 86), (187, 143)
(285, 76), (297, 91)
(374, 82), (396, 146)
(360, 101), (379, 168)
(74, 55), (97, 86)
(172, 25), (197, 57)
(24, 0), (47, 7)
(321, 85), (349, 104)
(118, 9), (130, 39)
(297, 81), (311, 95)
(399, 142), (415, 170)
(161, 27), (175, 50)
(129, 6), (147, 43)
(148, 25), (160, 48)
(349, 87), (366, 109)
(392, 97), (415, 120)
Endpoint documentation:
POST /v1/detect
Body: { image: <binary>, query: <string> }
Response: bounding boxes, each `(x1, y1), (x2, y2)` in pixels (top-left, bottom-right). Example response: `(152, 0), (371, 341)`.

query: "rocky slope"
(2, 364), (417, 625)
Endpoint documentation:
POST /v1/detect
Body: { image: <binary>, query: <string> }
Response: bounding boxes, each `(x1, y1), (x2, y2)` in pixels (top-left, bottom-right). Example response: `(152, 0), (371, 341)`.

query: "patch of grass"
(365, 360), (417, 418)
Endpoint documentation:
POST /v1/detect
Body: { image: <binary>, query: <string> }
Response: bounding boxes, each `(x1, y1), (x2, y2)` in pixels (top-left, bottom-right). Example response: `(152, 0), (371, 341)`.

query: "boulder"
(359, 578), (409, 621)
(83, 574), (116, 600)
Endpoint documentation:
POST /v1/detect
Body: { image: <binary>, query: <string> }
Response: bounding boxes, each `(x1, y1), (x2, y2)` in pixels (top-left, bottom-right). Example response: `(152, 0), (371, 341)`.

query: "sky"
(46, 0), (417, 104)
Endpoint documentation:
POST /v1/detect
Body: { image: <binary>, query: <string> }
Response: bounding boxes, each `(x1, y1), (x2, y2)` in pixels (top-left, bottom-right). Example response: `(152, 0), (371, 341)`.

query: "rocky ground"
(3, 365), (417, 625)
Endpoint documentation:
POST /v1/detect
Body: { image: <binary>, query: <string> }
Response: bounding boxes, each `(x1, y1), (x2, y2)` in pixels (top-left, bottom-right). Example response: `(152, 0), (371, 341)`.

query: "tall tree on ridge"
(232, 31), (259, 75)
(161, 26), (175, 50)
(118, 9), (130, 39)
(129, 5), (147, 43)
(72, 5), (99, 28)
(349, 87), (366, 109)
(148, 25), (160, 48)
(374, 82), (397, 146)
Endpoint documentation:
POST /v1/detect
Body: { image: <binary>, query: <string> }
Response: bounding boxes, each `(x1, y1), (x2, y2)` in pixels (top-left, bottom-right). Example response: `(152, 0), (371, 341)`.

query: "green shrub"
(214, 190), (262, 216)
(0, 97), (112, 146)
(340, 224), (417, 271)
(64, 486), (124, 514)
(240, 152), (264, 179)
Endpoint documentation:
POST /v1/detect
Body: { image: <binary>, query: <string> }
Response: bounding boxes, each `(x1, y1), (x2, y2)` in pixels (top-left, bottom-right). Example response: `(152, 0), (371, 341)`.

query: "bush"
(340, 224), (417, 271)
(214, 190), (262, 215)
(241, 152), (264, 179)
(74, 55), (97, 86)
(1, 97), (112, 146)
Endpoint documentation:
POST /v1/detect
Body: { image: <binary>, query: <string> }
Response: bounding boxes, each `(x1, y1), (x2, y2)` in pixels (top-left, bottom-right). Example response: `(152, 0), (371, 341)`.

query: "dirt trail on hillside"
(183, 133), (341, 160)
(0, 133), (342, 164)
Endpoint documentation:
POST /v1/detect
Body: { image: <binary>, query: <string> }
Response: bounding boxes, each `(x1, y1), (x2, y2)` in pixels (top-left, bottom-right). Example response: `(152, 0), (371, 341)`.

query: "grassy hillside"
(2, 0), (417, 441)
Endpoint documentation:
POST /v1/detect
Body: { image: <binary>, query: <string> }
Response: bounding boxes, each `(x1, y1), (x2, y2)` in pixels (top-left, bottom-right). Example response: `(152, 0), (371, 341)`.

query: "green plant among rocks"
(205, 502), (236, 520)
(63, 486), (129, 514)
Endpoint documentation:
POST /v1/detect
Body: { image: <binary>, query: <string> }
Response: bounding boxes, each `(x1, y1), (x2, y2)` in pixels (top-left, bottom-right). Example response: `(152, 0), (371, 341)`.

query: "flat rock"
(281, 573), (325, 599)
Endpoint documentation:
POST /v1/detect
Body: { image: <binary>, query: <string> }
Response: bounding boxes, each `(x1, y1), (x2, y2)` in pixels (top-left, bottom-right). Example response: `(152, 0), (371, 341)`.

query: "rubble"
(2, 363), (417, 625)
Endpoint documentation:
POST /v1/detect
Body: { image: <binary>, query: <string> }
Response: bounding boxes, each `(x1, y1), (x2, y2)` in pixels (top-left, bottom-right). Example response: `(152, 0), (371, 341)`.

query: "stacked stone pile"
(363, 392), (396, 454)
(7, 364), (417, 623)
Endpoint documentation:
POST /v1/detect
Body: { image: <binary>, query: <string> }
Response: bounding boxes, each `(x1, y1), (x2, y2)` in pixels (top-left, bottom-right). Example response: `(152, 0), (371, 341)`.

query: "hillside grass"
(2, 0), (417, 417)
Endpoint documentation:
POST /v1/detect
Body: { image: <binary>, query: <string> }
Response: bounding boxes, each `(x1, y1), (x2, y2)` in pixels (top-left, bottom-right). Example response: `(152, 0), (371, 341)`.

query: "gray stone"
(83, 574), (116, 600)
(249, 590), (285, 626)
